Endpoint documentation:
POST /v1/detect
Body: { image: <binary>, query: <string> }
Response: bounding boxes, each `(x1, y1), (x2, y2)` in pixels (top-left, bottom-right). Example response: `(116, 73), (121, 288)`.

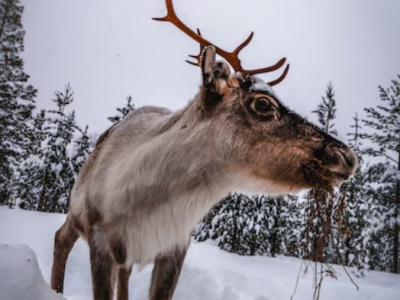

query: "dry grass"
(291, 188), (359, 300)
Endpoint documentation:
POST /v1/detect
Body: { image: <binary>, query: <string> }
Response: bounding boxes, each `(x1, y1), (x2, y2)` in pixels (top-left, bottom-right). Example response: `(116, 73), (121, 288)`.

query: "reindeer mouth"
(302, 160), (333, 190)
(302, 160), (351, 191)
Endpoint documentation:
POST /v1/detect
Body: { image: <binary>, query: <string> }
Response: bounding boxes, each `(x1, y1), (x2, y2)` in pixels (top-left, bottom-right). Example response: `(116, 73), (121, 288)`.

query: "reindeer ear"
(201, 46), (231, 96)
(201, 46), (217, 87)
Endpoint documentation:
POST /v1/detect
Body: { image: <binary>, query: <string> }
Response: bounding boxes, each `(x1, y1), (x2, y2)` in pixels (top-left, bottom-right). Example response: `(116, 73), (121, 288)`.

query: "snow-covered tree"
(303, 82), (339, 262)
(16, 84), (90, 213)
(198, 193), (247, 254)
(361, 75), (400, 273)
(0, 0), (37, 205)
(12, 109), (48, 210)
(334, 113), (370, 274)
(195, 193), (301, 257)
(280, 193), (303, 257)
(72, 125), (91, 173)
(35, 84), (77, 212)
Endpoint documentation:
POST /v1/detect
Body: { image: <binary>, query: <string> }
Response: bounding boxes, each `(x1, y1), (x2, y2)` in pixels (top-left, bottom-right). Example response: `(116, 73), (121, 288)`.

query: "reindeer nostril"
(327, 144), (358, 170)
(337, 147), (356, 169)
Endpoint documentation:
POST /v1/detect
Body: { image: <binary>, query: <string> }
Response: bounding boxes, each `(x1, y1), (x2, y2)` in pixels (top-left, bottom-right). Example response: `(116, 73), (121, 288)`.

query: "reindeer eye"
(254, 97), (271, 113)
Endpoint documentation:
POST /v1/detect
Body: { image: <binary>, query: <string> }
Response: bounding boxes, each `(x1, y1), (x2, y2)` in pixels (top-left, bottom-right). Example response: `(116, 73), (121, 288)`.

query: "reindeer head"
(192, 47), (357, 193)
(154, 0), (357, 193)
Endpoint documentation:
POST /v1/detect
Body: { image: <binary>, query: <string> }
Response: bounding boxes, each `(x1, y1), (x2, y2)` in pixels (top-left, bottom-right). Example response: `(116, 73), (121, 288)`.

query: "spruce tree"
(215, 193), (245, 254)
(280, 193), (303, 258)
(195, 193), (248, 255)
(108, 95), (135, 124)
(12, 109), (47, 209)
(72, 125), (91, 173)
(361, 75), (400, 273)
(0, 0), (36, 205)
(16, 84), (87, 213)
(195, 193), (297, 257)
(305, 82), (339, 262)
(336, 113), (370, 274)
(312, 82), (337, 136)
(36, 84), (77, 212)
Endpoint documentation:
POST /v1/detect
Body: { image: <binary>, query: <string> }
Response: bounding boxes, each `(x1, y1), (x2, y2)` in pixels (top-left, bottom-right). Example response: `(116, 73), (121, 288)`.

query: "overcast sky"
(21, 0), (400, 142)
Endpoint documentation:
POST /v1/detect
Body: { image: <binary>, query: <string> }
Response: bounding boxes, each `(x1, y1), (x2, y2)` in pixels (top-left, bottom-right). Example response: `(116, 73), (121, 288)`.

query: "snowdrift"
(0, 207), (399, 300)
(0, 244), (65, 300)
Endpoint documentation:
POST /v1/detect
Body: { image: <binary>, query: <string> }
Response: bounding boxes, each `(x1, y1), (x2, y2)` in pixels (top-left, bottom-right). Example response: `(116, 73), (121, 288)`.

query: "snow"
(0, 244), (65, 300)
(249, 76), (280, 100)
(381, 169), (400, 181)
(1, 206), (400, 300)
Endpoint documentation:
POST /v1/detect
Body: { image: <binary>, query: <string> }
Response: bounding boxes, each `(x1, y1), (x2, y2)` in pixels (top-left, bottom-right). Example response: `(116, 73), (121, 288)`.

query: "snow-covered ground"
(0, 244), (65, 300)
(0, 207), (399, 300)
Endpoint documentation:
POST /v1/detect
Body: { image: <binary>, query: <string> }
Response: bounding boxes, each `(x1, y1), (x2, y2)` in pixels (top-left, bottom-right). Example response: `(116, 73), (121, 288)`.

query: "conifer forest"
(1, 0), (399, 278)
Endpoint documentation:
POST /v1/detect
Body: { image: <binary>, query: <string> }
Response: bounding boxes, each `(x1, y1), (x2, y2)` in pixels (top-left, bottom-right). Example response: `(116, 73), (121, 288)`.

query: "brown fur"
(149, 247), (188, 300)
(88, 227), (117, 300)
(51, 218), (79, 293)
(117, 266), (133, 300)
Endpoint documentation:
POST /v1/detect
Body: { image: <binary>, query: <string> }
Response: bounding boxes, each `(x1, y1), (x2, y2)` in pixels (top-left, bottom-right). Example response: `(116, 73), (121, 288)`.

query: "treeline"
(0, 0), (134, 212)
(195, 79), (400, 274)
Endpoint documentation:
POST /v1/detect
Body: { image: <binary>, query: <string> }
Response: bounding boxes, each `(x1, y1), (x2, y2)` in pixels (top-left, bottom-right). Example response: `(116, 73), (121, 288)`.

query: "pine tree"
(108, 95), (135, 124)
(72, 125), (91, 174)
(215, 193), (246, 254)
(195, 193), (249, 255)
(336, 113), (370, 274)
(0, 0), (37, 205)
(361, 75), (400, 273)
(16, 84), (87, 213)
(280, 193), (303, 257)
(36, 84), (77, 212)
(195, 193), (298, 257)
(312, 82), (337, 136)
(12, 109), (47, 209)
(305, 82), (339, 262)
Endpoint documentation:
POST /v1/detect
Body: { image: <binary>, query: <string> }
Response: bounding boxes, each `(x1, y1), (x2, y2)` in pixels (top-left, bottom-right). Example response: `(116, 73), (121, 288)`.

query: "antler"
(185, 28), (204, 67)
(153, 0), (289, 85)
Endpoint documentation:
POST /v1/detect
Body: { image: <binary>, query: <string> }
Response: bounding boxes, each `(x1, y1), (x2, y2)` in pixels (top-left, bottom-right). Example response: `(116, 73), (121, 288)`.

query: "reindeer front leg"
(149, 246), (188, 300)
(88, 227), (117, 300)
(116, 265), (132, 300)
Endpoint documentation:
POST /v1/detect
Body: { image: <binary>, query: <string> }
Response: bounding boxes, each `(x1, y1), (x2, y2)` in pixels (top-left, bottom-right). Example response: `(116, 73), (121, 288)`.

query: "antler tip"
(185, 59), (199, 67)
(268, 63), (290, 86)
(233, 31), (255, 55)
(152, 16), (169, 22)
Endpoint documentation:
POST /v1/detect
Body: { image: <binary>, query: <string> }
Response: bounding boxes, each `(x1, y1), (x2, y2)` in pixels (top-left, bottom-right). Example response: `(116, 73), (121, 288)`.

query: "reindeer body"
(70, 104), (240, 266)
(51, 2), (358, 299)
(69, 84), (300, 267)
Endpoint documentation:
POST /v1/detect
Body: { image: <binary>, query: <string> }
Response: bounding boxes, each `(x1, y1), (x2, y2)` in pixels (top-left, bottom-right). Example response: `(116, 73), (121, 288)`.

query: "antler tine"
(154, 0), (289, 83)
(246, 57), (287, 76)
(232, 32), (254, 56)
(268, 64), (290, 86)
(153, 0), (214, 48)
(185, 59), (200, 67)
(185, 28), (204, 67)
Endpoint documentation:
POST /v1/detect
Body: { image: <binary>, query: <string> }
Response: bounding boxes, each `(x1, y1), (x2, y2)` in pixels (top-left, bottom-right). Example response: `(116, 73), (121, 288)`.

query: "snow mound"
(0, 244), (65, 300)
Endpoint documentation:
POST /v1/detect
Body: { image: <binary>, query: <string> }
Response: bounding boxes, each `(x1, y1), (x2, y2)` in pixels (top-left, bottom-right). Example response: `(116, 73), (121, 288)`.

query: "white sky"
(21, 0), (400, 141)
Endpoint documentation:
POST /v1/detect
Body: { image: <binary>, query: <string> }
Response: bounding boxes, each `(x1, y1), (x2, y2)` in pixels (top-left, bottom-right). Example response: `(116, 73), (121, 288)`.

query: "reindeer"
(51, 0), (357, 299)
